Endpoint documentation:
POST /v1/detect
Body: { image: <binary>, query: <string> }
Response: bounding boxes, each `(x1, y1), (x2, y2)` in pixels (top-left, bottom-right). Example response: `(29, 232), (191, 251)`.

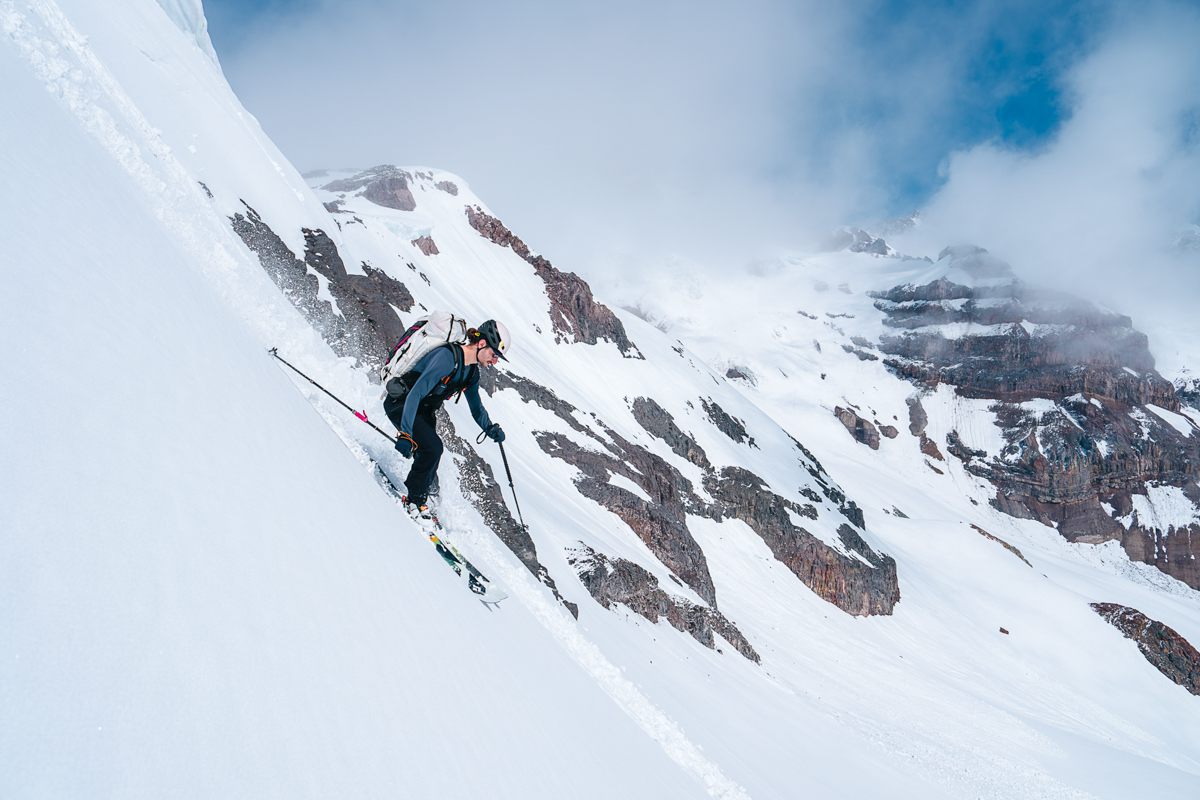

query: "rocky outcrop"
(411, 236), (439, 256)
(229, 202), (583, 610)
(535, 428), (718, 608)
(706, 468), (900, 616)
(569, 544), (759, 662)
(488, 371), (898, 619)
(874, 274), (1172, 408)
(435, 407), (575, 617)
(834, 407), (880, 450)
(872, 250), (1200, 589)
(435, 180), (458, 196)
(906, 396), (928, 435)
(828, 227), (889, 255)
(970, 525), (1032, 567)
(701, 399), (754, 447)
(323, 165), (416, 211)
(230, 202), (414, 373)
(482, 371), (718, 607)
(1091, 603), (1200, 695)
(464, 205), (641, 358)
(630, 397), (711, 469)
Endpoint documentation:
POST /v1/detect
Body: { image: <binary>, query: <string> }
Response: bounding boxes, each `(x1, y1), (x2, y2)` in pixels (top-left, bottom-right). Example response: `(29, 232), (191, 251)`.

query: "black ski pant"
(383, 400), (443, 506)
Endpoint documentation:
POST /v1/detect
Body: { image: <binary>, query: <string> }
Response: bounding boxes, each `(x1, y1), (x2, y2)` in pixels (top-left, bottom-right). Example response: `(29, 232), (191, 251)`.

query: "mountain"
(3, 1), (1200, 798)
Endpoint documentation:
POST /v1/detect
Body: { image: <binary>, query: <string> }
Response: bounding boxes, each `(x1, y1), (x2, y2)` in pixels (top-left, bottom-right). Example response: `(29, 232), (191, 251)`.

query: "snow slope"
(3, 1), (1199, 798)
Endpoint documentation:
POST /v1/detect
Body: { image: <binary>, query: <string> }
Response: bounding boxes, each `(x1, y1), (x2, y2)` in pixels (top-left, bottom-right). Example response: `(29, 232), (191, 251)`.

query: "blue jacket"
(390, 345), (492, 437)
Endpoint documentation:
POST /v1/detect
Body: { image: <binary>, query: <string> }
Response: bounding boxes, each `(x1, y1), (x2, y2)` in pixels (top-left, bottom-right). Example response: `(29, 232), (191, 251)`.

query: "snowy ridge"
(4, 1), (1200, 798)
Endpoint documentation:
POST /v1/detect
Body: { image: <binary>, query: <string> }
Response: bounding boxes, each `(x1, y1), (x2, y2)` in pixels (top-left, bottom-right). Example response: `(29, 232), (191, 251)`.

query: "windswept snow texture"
(3, 1), (1200, 799)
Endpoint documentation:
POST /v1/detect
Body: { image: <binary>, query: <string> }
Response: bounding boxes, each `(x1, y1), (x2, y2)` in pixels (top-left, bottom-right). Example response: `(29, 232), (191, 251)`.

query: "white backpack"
(379, 311), (469, 393)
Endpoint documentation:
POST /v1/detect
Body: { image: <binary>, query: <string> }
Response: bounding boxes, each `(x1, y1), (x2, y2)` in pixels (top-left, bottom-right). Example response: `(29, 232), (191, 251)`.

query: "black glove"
(485, 423), (505, 443)
(395, 432), (417, 458)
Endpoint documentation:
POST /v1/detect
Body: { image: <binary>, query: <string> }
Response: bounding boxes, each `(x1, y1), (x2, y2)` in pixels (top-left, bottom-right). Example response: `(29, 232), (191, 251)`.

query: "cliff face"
(874, 246), (1200, 589)
(1091, 603), (1200, 696)
(238, 170), (899, 661)
(465, 205), (642, 358)
(485, 367), (900, 620)
(230, 202), (414, 374)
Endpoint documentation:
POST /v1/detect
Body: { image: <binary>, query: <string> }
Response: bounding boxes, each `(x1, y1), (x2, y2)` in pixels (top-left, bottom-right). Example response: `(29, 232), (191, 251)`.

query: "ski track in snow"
(2, 7), (748, 793)
(1, 0), (286, 333)
(298, 388), (751, 800)
(436, 498), (753, 800)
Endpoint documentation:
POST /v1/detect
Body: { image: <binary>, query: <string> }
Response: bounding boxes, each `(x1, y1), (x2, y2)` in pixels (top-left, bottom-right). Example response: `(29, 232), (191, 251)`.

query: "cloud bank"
(212, 0), (1199, 361)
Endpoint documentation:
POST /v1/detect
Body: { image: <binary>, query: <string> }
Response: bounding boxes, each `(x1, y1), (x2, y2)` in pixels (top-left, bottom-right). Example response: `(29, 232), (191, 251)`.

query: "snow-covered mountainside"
(3, 1), (1200, 798)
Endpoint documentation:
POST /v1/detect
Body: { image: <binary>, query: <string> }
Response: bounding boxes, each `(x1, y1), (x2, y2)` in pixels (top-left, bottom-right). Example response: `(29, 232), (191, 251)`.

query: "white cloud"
(895, 1), (1200, 359)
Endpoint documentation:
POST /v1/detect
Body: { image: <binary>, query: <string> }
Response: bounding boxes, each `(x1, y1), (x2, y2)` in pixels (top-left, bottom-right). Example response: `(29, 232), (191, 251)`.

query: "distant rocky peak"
(322, 165), (416, 211)
(825, 227), (891, 255)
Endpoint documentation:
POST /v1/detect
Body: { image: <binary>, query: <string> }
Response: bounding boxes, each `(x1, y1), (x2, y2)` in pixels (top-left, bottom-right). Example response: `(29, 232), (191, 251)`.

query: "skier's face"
(477, 343), (500, 367)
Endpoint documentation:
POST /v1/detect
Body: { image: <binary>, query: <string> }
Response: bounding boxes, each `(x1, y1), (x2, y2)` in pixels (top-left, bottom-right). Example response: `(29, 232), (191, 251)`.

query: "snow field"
(5, 0), (1200, 796)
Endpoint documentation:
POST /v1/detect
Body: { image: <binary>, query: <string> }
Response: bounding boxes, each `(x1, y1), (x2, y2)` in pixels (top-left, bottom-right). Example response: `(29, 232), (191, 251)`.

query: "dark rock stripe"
(464, 205), (641, 358)
(1091, 602), (1200, 695)
(569, 544), (760, 662)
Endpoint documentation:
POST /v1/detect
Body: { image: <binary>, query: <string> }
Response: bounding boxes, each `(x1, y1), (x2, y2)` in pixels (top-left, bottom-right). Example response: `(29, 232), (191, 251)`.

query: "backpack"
(379, 311), (468, 392)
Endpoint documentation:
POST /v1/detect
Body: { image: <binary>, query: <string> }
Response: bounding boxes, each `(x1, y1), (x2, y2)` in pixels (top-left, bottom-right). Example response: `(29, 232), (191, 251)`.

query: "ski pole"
(268, 348), (398, 444)
(497, 442), (528, 532)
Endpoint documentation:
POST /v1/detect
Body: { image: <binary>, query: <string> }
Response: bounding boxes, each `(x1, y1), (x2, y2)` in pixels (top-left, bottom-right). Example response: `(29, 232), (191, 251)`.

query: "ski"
(369, 460), (507, 603)
(423, 518), (508, 603)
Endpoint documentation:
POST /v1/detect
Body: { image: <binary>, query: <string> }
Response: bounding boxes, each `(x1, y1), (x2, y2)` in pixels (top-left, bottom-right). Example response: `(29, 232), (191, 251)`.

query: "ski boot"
(402, 495), (437, 529)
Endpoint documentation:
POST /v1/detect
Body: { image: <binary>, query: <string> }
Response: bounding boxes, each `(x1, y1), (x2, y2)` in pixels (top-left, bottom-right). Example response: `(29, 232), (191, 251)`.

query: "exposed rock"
(1091, 602), (1200, 695)
(435, 407), (575, 617)
(873, 262), (1200, 588)
(483, 371), (716, 605)
(873, 276), (1170, 408)
(363, 177), (416, 211)
(230, 202), (414, 373)
(323, 165), (417, 211)
(630, 397), (711, 470)
(701, 398), (754, 447)
(725, 366), (756, 384)
(970, 524), (1032, 567)
(879, 424), (899, 439)
(435, 180), (458, 196)
(537, 429), (718, 608)
(464, 205), (641, 358)
(411, 236), (439, 256)
(569, 544), (759, 662)
(842, 344), (879, 361)
(706, 468), (900, 616)
(302, 229), (416, 371)
(844, 228), (889, 255)
(834, 407), (880, 450)
(919, 433), (945, 461)
(1175, 376), (1200, 409)
(227, 203), (584, 609)
(906, 396), (928, 436)
(496, 371), (899, 618)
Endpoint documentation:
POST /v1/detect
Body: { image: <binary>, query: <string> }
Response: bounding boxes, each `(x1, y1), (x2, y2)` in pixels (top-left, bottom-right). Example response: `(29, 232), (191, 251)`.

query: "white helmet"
(478, 319), (510, 361)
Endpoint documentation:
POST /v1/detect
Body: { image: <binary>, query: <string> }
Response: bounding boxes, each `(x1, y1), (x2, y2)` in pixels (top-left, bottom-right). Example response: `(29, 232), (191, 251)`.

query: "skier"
(383, 319), (509, 524)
